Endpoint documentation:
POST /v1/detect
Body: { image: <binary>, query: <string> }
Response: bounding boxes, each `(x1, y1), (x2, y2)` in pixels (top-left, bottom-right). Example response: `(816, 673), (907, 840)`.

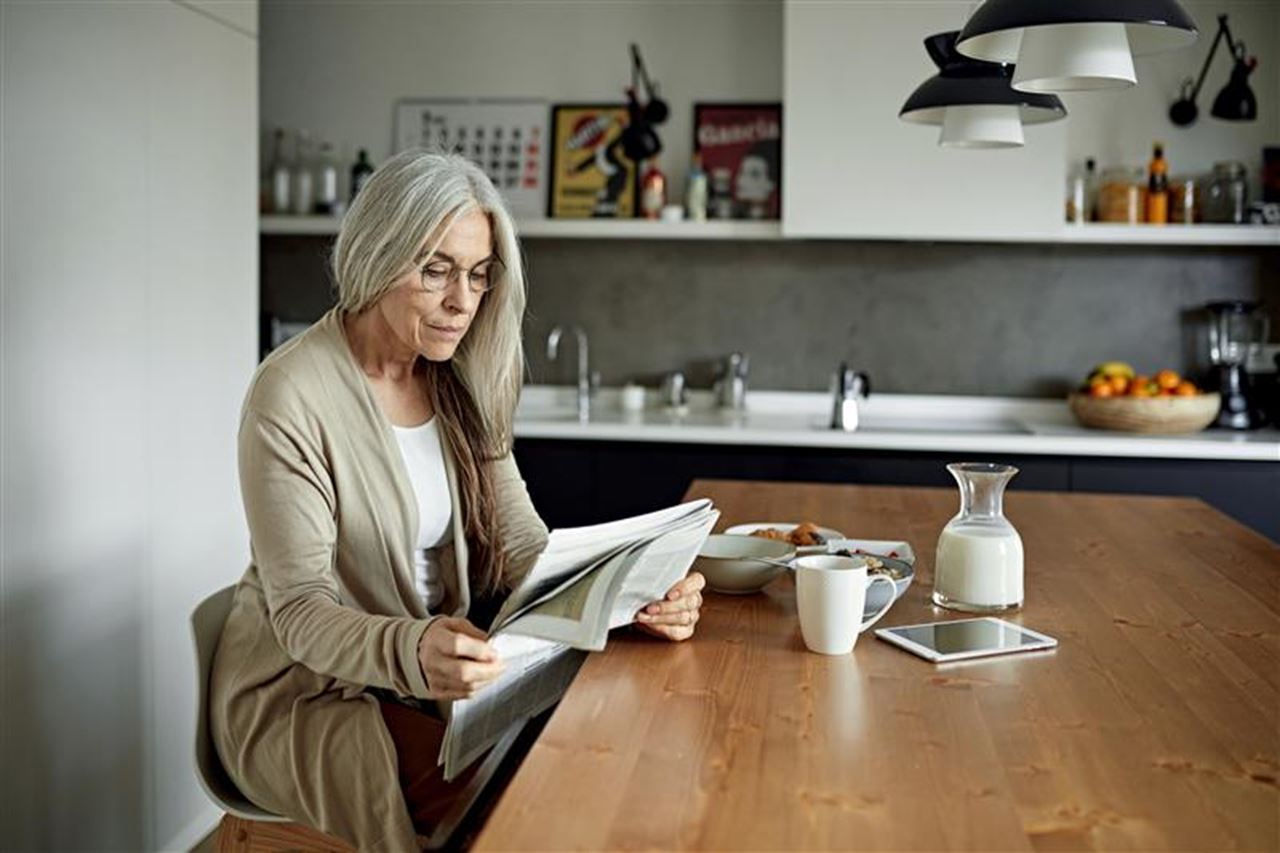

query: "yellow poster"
(548, 104), (637, 218)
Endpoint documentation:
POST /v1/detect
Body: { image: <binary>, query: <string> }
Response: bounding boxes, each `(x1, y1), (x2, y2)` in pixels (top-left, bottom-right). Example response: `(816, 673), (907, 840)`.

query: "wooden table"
(476, 481), (1279, 850)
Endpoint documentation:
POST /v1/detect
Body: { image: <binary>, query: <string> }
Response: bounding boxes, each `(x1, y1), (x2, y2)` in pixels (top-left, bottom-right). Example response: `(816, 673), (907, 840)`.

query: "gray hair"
(331, 149), (527, 445)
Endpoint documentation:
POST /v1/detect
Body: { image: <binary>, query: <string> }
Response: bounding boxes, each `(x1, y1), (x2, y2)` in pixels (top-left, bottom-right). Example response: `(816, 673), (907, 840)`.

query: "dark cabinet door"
(1071, 458), (1280, 542)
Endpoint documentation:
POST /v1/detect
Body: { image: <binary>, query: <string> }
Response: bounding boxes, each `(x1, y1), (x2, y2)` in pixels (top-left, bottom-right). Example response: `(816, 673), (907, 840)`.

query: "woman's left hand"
(633, 572), (706, 642)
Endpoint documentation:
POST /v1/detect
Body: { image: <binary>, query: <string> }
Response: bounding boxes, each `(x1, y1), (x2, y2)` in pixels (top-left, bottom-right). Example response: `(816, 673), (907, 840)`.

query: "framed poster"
(393, 98), (548, 218)
(547, 104), (638, 219)
(693, 102), (782, 220)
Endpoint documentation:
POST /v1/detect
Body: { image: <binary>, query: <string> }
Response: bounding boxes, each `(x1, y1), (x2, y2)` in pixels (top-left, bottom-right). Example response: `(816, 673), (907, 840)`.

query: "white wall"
(1, 2), (257, 850)
(259, 0), (783, 201)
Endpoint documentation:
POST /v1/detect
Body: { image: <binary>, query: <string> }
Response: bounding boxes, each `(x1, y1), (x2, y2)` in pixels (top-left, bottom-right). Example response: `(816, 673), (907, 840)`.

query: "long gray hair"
(331, 149), (526, 450)
(331, 150), (527, 592)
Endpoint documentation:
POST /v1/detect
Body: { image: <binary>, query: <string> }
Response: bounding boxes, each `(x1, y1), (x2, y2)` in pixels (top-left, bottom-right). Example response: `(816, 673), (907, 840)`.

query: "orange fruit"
(1129, 379), (1155, 398)
(1108, 375), (1129, 394)
(1090, 382), (1115, 398)
(1156, 369), (1181, 390)
(1175, 380), (1198, 396)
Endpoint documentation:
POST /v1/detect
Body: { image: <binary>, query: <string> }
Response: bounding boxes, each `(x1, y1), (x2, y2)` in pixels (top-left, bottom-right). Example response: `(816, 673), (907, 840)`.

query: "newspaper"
(439, 499), (718, 780)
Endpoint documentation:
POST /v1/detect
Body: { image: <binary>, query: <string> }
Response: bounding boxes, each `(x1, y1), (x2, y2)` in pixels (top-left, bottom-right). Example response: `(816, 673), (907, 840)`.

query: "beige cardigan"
(210, 309), (548, 851)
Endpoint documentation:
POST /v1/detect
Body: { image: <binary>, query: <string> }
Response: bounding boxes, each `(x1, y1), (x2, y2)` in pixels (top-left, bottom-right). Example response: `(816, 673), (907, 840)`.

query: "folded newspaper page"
(439, 499), (718, 780)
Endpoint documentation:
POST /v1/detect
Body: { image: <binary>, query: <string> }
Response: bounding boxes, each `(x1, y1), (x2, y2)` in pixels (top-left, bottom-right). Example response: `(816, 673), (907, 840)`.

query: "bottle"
(350, 149), (374, 203)
(709, 167), (733, 219)
(291, 130), (314, 216)
(269, 128), (291, 214)
(685, 154), (708, 222)
(313, 141), (339, 215)
(640, 158), (666, 220)
(1146, 142), (1169, 225)
(1066, 157), (1096, 224)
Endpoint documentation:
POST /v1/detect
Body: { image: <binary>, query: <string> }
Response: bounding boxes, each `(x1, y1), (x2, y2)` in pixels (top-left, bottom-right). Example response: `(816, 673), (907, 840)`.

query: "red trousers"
(377, 699), (480, 836)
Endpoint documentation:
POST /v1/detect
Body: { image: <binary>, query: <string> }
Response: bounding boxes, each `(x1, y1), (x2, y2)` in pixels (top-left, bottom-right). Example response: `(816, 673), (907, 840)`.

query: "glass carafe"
(932, 462), (1024, 612)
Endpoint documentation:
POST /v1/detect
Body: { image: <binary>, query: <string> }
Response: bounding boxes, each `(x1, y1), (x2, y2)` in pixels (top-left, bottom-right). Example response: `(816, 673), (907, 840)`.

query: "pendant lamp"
(956, 0), (1198, 93)
(900, 31), (1066, 149)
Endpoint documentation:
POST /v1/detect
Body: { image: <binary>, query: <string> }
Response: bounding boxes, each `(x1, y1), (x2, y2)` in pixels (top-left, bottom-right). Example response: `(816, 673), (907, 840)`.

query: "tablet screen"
(879, 618), (1055, 661)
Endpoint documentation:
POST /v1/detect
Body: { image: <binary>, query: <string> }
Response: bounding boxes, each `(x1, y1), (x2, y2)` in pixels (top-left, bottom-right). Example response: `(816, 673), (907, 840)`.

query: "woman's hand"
(417, 617), (504, 700)
(633, 572), (706, 642)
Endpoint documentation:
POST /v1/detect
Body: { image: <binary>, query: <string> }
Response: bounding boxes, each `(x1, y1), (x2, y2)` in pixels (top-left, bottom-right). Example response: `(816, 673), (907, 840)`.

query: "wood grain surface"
(475, 481), (1279, 851)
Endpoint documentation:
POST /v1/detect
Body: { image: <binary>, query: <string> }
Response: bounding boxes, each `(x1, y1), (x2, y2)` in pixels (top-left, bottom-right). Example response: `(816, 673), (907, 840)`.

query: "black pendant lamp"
(900, 31), (1066, 149)
(956, 0), (1199, 93)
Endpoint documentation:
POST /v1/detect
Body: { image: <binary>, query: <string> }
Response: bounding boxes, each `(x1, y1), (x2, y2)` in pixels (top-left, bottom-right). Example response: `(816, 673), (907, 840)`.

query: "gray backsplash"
(263, 236), (1279, 398)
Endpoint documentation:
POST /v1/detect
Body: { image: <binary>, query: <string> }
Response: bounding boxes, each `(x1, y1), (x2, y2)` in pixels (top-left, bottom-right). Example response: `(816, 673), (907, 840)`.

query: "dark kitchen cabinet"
(1071, 458), (1279, 542)
(513, 438), (1278, 542)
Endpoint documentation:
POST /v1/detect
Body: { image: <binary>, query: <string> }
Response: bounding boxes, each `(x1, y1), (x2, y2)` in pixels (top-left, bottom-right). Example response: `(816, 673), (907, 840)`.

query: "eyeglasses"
(417, 256), (503, 295)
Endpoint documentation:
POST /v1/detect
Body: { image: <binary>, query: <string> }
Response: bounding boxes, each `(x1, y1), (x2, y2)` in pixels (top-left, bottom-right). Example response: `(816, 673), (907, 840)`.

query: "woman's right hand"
(417, 617), (505, 700)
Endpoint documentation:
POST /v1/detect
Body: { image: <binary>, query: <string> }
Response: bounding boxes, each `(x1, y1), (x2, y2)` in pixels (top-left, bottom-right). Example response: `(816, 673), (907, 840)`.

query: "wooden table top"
(475, 481), (1279, 851)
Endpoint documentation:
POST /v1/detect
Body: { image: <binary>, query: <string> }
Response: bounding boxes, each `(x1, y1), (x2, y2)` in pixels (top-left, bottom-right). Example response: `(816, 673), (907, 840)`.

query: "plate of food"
(723, 521), (845, 548)
(825, 538), (915, 566)
(833, 551), (915, 614)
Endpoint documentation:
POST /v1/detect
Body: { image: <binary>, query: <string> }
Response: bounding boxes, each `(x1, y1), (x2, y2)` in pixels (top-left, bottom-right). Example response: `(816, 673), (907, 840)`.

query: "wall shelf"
(260, 215), (1276, 246)
(1049, 224), (1280, 247)
(260, 215), (782, 240)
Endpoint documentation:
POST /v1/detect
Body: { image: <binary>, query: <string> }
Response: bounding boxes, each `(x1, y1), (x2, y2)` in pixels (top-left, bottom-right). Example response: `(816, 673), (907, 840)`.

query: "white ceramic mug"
(795, 555), (898, 655)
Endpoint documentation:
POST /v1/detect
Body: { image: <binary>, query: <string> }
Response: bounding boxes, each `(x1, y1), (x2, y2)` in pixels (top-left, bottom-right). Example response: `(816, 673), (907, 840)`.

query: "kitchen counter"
(517, 387), (1280, 462)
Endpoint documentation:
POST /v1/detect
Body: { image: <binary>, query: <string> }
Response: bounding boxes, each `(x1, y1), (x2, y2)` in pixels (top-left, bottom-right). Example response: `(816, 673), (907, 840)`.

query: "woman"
(210, 150), (705, 851)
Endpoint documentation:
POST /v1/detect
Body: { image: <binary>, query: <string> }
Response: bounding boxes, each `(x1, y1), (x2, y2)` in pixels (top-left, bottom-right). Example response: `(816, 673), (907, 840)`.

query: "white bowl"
(694, 534), (796, 594)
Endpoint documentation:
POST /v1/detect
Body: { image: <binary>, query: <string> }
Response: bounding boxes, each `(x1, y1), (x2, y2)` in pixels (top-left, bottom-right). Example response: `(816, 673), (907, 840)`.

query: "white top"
(391, 417), (453, 611)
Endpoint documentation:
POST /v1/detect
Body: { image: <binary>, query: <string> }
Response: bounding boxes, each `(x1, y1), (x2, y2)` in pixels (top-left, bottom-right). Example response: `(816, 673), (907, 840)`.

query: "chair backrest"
(191, 585), (287, 822)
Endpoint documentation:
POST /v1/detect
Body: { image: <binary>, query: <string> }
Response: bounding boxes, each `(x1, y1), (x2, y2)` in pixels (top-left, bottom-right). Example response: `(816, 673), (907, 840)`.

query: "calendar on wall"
(393, 99), (549, 218)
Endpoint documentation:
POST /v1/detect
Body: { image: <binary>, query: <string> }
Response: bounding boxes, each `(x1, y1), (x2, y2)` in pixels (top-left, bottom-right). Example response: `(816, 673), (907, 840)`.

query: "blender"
(1205, 301), (1270, 429)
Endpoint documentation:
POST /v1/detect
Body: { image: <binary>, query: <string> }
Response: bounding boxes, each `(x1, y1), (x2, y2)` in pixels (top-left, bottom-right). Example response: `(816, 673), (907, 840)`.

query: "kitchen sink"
(518, 407), (1031, 436)
(851, 418), (1032, 436)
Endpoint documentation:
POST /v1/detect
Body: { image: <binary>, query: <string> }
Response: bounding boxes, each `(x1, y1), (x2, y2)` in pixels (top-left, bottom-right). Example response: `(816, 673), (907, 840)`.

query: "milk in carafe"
(934, 526), (1023, 609)
(932, 462), (1025, 612)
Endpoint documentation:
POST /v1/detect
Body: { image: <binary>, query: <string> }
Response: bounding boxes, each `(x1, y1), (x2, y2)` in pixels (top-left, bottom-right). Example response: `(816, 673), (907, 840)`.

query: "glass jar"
(1095, 166), (1145, 223)
(933, 463), (1024, 612)
(1169, 175), (1199, 224)
(1202, 161), (1248, 224)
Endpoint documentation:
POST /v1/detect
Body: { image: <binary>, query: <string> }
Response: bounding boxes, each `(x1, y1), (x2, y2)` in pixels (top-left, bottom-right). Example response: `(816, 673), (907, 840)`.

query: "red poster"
(693, 103), (782, 220)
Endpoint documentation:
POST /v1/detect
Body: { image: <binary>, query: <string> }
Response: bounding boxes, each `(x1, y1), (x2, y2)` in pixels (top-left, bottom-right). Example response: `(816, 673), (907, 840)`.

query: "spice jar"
(1096, 167), (1145, 223)
(1203, 161), (1248, 223)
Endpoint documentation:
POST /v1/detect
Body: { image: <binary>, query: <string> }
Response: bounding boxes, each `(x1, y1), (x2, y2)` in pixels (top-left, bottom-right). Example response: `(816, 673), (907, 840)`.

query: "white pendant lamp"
(939, 105), (1024, 149)
(1012, 23), (1137, 92)
(956, 0), (1198, 93)
(899, 31), (1066, 150)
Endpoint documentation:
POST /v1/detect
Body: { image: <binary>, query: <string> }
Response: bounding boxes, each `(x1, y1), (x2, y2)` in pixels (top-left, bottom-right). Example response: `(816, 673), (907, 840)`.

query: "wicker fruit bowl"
(1068, 391), (1221, 434)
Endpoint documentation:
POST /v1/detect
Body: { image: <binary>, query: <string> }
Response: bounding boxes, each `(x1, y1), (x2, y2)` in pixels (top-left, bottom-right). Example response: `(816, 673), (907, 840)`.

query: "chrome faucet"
(714, 351), (749, 410)
(546, 324), (592, 421)
(830, 363), (871, 431)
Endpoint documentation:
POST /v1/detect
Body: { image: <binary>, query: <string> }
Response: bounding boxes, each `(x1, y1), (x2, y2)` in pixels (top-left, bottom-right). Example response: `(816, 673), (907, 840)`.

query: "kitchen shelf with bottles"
(259, 215), (782, 240)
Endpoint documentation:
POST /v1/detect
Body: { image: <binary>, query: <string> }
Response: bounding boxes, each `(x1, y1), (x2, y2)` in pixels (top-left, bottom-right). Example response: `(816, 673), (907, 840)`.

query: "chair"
(191, 585), (292, 823)
(191, 585), (531, 851)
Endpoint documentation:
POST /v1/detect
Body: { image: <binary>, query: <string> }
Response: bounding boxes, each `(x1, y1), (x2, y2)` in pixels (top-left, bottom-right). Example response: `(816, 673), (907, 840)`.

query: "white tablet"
(875, 617), (1057, 663)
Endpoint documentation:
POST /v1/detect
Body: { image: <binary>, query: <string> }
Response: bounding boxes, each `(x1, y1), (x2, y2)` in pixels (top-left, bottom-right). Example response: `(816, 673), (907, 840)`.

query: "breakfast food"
(749, 522), (824, 546)
(1082, 361), (1201, 398)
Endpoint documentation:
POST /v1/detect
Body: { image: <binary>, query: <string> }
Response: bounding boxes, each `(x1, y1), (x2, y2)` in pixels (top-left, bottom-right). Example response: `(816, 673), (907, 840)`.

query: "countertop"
(515, 386), (1280, 462)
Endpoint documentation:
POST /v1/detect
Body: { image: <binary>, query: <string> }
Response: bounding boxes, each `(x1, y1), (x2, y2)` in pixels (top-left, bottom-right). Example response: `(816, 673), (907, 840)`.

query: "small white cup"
(795, 555), (897, 655)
